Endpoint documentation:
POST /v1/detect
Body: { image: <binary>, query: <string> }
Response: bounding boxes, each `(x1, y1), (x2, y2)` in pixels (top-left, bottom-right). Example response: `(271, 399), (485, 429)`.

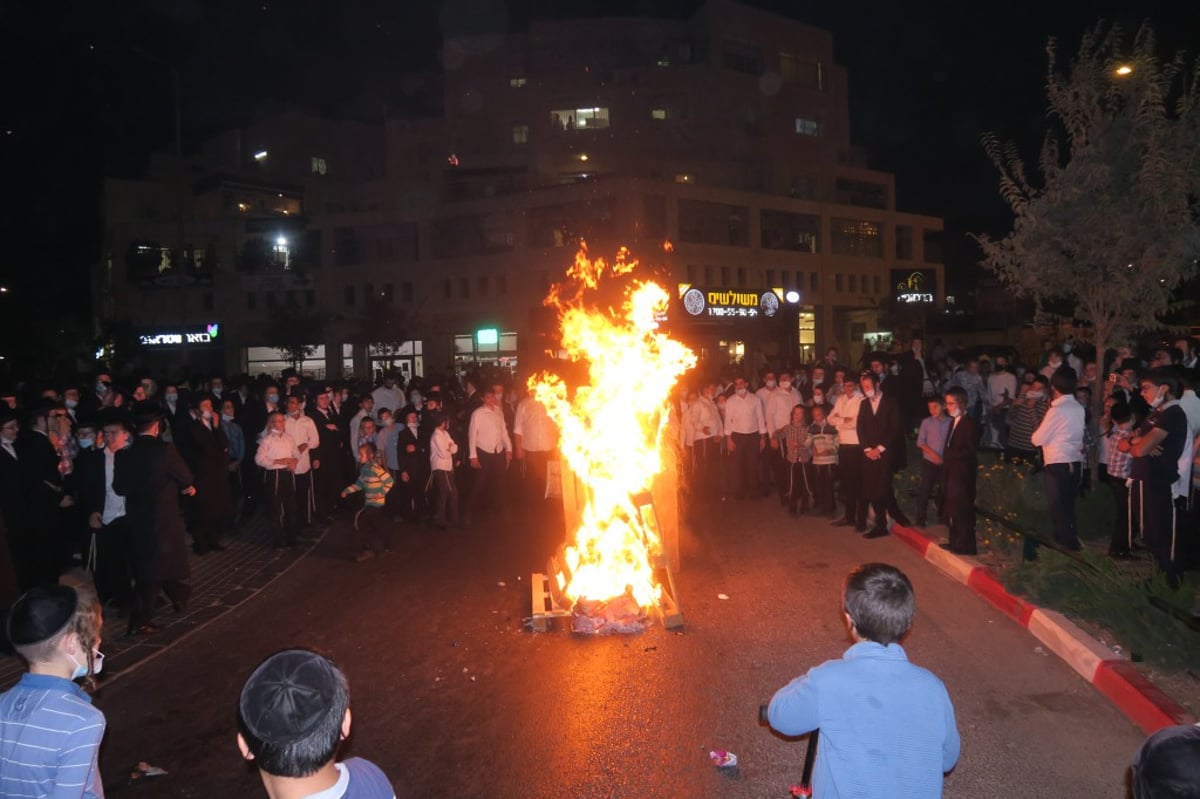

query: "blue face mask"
(266, 394), (280, 405)
(70, 647), (103, 680)
(78, 437), (95, 450)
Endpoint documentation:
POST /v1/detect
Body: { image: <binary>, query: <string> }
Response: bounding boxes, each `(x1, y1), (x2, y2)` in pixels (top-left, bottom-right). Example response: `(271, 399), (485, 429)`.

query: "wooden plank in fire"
(631, 490), (685, 630)
(529, 571), (572, 632)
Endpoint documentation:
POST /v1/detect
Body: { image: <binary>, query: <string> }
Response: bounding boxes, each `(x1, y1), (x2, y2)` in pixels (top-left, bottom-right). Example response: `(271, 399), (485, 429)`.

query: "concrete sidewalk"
(0, 513), (332, 691)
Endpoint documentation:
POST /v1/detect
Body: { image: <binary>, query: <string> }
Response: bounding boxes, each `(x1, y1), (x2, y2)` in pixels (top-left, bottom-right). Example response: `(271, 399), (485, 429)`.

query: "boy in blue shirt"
(914, 397), (951, 527)
(767, 563), (960, 799)
(238, 648), (397, 798)
(1, 583), (107, 799)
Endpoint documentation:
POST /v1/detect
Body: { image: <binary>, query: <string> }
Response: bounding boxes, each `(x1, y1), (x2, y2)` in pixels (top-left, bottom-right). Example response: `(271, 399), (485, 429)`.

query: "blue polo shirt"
(916, 415), (952, 462)
(0, 672), (106, 798)
(768, 641), (960, 799)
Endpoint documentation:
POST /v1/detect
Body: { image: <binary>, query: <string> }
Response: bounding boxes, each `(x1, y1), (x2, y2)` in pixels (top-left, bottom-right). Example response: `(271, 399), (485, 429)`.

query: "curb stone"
(890, 523), (1196, 733)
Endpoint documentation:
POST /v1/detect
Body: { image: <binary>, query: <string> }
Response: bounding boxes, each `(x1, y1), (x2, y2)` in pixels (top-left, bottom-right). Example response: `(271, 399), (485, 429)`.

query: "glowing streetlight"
(785, 290), (800, 304)
(578, 153), (589, 161)
(1114, 64), (1133, 76)
(254, 150), (269, 161)
(276, 236), (288, 247)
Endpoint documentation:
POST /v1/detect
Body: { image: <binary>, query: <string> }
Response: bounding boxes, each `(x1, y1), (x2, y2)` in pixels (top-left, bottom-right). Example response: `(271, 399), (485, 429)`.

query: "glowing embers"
(529, 244), (693, 633)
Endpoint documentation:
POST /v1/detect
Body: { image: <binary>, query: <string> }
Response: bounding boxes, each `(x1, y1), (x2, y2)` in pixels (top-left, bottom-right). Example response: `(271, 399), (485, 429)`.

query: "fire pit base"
(528, 557), (682, 633)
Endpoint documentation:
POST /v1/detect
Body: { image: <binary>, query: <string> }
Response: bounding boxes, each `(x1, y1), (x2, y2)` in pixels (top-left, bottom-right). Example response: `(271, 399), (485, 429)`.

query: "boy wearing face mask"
(1, 583), (106, 799)
(1004, 377), (1050, 466)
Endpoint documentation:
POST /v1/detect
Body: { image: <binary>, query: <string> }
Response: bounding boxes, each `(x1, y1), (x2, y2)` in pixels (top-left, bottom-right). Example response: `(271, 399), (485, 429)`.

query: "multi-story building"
(96, 0), (944, 382)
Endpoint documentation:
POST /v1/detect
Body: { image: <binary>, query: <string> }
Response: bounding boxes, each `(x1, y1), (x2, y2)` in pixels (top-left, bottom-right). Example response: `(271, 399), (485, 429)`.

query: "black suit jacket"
(114, 434), (194, 581)
(942, 415), (980, 499)
(856, 393), (901, 465)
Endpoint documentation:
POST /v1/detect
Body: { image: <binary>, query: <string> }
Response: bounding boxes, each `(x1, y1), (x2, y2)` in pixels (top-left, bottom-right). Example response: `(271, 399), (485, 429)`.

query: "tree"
(974, 21), (1200, 418)
(262, 306), (324, 373)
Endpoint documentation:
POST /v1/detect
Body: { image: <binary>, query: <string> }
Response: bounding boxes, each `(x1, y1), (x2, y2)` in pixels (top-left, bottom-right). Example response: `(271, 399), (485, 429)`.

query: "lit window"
(510, 77), (527, 88)
(674, 173), (694, 184)
(651, 108), (667, 120)
(273, 236), (290, 268)
(549, 107), (610, 131)
(512, 125), (530, 144)
(253, 150), (268, 162)
(311, 157), (327, 175)
(656, 55), (672, 67)
(795, 116), (821, 136)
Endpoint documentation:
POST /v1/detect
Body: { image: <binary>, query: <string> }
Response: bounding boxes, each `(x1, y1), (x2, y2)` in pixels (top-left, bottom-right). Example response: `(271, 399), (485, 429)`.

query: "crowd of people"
(0, 367), (561, 631)
(679, 335), (1200, 587)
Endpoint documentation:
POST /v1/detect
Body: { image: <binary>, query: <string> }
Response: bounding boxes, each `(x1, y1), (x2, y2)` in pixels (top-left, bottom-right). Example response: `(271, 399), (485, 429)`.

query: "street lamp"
(1114, 64), (1134, 76)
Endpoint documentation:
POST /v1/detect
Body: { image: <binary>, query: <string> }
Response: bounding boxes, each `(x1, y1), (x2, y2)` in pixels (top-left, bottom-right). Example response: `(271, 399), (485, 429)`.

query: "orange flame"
(533, 243), (695, 610)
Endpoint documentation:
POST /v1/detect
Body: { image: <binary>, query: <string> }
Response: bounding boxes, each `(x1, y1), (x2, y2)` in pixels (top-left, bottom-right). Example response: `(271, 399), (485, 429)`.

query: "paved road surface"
(91, 497), (1146, 798)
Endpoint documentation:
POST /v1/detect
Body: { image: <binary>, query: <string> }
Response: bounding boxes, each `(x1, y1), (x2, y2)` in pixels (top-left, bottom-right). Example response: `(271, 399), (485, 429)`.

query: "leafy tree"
(263, 306), (324, 372)
(974, 21), (1200, 416)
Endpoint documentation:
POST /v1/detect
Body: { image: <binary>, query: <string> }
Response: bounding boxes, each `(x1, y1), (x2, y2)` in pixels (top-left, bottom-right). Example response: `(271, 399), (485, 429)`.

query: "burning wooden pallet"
(529, 490), (683, 632)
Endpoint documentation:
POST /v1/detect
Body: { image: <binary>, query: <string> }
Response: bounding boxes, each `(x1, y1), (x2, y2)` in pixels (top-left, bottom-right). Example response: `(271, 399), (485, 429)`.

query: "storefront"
(368, 340), (425, 382)
(671, 284), (812, 369)
(244, 343), (353, 380)
(454, 328), (518, 377)
(136, 322), (226, 378)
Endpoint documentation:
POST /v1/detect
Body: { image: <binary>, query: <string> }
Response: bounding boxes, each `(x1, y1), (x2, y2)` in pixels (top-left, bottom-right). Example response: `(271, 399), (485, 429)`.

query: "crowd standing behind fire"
(0, 332), (1198, 796)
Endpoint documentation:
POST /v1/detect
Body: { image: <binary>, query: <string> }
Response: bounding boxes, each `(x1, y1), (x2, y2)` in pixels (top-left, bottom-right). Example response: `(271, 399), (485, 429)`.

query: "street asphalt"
(89, 495), (1147, 798)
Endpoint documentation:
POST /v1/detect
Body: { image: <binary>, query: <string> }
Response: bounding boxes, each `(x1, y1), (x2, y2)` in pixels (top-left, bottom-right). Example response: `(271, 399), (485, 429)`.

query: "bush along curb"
(890, 523), (1196, 733)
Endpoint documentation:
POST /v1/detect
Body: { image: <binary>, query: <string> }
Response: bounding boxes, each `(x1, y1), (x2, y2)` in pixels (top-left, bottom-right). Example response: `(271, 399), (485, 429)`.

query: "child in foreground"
(766, 563), (960, 799)
(237, 648), (396, 798)
(0, 582), (106, 799)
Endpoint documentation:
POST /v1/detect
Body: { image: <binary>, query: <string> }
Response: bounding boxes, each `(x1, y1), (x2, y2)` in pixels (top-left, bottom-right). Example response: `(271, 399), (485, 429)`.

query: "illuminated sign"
(476, 328), (499, 346)
(677, 285), (784, 319)
(891, 270), (936, 304)
(139, 323), (221, 347)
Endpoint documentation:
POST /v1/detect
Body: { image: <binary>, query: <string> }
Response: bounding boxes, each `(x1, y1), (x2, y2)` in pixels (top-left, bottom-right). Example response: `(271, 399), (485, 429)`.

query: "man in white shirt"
(285, 396), (322, 529)
(1030, 371), (1086, 552)
(829, 375), (867, 530)
(686, 380), (723, 505)
(348, 396), (376, 455)
(513, 388), (559, 506)
(1173, 374), (1200, 502)
(724, 376), (767, 500)
(466, 383), (513, 527)
(765, 372), (802, 505)
(371, 374), (405, 421)
(986, 356), (1019, 449)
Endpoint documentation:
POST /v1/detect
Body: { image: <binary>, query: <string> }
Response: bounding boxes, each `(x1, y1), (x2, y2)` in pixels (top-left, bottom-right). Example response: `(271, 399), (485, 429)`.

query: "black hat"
(239, 649), (341, 746)
(6, 585), (77, 647)
(131, 400), (165, 427)
(1131, 724), (1200, 798)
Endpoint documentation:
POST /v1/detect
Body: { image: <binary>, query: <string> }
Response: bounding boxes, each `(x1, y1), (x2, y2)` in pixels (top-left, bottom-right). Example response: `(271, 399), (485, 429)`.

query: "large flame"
(532, 244), (696, 611)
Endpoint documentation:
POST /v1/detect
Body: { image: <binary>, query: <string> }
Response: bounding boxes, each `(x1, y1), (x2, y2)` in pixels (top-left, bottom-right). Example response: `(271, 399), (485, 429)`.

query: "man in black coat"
(114, 402), (195, 634)
(307, 390), (344, 518)
(181, 395), (233, 554)
(394, 408), (429, 522)
(75, 409), (135, 607)
(17, 402), (73, 585)
(856, 371), (912, 539)
(940, 387), (981, 555)
(0, 409), (27, 597)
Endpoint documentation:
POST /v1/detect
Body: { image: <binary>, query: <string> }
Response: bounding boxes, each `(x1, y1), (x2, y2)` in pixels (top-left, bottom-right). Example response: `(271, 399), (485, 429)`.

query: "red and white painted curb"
(890, 524), (1196, 734)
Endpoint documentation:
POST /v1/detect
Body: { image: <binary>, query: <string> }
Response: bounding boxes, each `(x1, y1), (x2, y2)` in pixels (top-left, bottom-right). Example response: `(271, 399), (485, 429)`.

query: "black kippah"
(1132, 724), (1200, 798)
(6, 585), (77, 646)
(239, 649), (339, 745)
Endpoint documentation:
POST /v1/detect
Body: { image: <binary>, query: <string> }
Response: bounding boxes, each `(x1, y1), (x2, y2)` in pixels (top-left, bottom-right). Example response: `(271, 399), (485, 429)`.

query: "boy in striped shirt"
(1, 583), (106, 798)
(341, 442), (395, 562)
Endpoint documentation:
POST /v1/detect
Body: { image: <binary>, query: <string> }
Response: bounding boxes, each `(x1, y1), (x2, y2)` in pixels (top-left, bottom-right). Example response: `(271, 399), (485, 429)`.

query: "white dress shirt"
(255, 429), (301, 470)
(285, 413), (320, 474)
(686, 395), (723, 442)
(102, 448), (126, 525)
(1030, 393), (1086, 464)
(469, 404), (512, 458)
(1173, 389), (1200, 498)
(764, 387), (802, 435)
(371, 385), (405, 416)
(430, 427), (459, 471)
(513, 397), (558, 453)
(349, 409), (375, 454)
(723, 391), (767, 436)
(829, 390), (864, 446)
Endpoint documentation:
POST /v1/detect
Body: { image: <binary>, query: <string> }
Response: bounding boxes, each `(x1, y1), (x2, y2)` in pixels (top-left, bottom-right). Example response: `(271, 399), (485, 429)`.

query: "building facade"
(96, 0), (944, 382)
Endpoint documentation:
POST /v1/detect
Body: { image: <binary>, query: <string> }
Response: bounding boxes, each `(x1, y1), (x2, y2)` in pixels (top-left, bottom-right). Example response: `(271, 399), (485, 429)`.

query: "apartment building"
(96, 0), (943, 381)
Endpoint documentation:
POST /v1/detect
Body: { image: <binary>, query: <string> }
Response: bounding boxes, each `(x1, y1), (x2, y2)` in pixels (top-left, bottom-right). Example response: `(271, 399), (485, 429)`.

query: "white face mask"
(1027, 390), (1044, 399)
(779, 380), (792, 390)
(165, 393), (178, 403)
(212, 387), (223, 397)
(407, 422), (419, 432)
(764, 380), (776, 389)
(221, 413), (234, 422)
(1148, 388), (1165, 409)
(735, 388), (747, 397)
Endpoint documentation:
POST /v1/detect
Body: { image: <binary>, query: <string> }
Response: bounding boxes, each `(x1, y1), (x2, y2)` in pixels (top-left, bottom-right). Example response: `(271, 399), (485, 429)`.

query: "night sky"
(3, 0), (1199, 323)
